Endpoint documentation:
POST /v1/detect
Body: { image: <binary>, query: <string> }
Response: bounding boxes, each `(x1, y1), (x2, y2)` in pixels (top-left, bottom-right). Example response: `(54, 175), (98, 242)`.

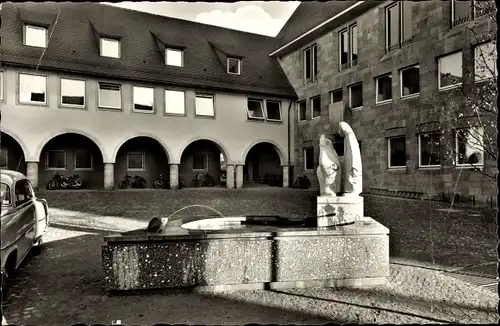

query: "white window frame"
(451, 0), (472, 27)
(455, 127), (484, 168)
(23, 24), (47, 48)
(375, 74), (393, 105)
(297, 101), (307, 122)
(265, 100), (282, 122)
(98, 82), (122, 110)
(330, 89), (343, 104)
(247, 99), (265, 120)
(303, 44), (317, 82)
(438, 51), (463, 90)
(418, 133), (441, 168)
(195, 93), (215, 117)
(227, 57), (241, 75)
(60, 78), (86, 108)
(388, 137), (406, 169)
(132, 86), (155, 113)
(400, 65), (420, 99)
(46, 150), (67, 170)
(0, 71), (4, 101)
(349, 83), (363, 110)
(350, 24), (358, 67)
(192, 153), (208, 171)
(165, 89), (186, 115)
(165, 48), (183, 67)
(73, 150), (93, 171)
(338, 28), (349, 70)
(100, 37), (121, 59)
(0, 148), (8, 168)
(385, 2), (400, 52)
(19, 73), (47, 105)
(310, 96), (321, 119)
(304, 147), (314, 171)
(127, 152), (145, 171)
(474, 42), (497, 82)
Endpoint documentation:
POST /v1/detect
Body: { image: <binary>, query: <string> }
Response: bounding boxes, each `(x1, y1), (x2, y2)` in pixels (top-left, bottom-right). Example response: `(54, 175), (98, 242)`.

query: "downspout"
(287, 100), (293, 187)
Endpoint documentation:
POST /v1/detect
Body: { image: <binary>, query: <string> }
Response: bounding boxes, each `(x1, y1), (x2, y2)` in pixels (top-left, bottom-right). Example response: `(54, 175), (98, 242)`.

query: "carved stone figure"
(339, 121), (363, 196)
(316, 134), (342, 196)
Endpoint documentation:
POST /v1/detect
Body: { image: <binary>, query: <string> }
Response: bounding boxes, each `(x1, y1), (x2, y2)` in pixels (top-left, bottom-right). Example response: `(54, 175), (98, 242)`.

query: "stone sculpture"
(316, 121), (364, 227)
(316, 134), (342, 196)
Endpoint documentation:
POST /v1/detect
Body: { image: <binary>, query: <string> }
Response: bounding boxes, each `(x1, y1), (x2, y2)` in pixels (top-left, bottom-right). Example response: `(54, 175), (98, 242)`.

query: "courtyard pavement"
(1, 188), (497, 325)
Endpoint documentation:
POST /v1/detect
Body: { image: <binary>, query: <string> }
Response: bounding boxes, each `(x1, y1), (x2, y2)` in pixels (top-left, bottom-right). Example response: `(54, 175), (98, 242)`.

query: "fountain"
(102, 122), (390, 292)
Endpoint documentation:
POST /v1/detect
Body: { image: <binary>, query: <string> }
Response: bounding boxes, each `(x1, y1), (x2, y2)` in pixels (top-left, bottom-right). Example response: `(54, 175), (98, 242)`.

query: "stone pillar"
(26, 162), (39, 190)
(169, 164), (179, 190)
(104, 163), (114, 190)
(226, 164), (235, 189)
(282, 165), (289, 188)
(235, 165), (243, 189)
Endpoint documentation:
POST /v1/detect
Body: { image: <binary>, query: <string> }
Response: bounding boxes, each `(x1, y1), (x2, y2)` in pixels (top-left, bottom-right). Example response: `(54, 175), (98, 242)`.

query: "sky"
(103, 1), (300, 37)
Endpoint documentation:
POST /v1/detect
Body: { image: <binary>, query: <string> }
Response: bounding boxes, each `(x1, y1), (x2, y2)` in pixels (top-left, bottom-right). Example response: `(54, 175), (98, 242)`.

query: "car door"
(11, 179), (36, 266)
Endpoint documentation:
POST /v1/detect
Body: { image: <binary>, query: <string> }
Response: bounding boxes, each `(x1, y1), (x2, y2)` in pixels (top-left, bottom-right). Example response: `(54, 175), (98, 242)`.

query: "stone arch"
(1, 128), (30, 160)
(1, 129), (29, 174)
(241, 139), (286, 166)
(177, 136), (230, 163)
(112, 134), (172, 163)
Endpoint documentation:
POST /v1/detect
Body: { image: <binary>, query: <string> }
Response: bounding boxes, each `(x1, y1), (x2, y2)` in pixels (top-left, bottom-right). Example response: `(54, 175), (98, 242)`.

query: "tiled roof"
(0, 2), (297, 99)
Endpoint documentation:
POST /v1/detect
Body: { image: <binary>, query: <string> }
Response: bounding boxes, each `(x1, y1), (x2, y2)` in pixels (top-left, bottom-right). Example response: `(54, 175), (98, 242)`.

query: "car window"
(1, 183), (11, 206)
(15, 179), (33, 206)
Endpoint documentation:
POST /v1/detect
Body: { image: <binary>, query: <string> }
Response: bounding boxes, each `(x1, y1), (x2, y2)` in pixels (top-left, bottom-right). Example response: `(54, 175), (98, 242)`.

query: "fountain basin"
(102, 216), (389, 292)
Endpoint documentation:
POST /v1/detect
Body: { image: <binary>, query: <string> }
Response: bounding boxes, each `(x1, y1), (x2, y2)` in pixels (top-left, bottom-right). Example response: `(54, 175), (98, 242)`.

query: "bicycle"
(190, 173), (214, 187)
(153, 174), (166, 189)
(133, 175), (147, 188)
(119, 173), (133, 189)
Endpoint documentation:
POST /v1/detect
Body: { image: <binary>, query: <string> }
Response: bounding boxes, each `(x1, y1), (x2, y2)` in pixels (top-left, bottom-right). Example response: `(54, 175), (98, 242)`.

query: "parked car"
(1, 170), (50, 300)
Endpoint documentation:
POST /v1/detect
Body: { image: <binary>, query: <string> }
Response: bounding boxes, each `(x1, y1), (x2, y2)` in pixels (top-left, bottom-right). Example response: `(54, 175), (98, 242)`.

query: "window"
(452, 0), (472, 27)
(455, 127), (484, 166)
(330, 89), (343, 104)
(0, 71), (4, 101)
(303, 44), (317, 82)
(438, 52), (463, 90)
(385, 2), (413, 52)
(46, 150), (66, 170)
(195, 94), (214, 116)
(298, 101), (306, 122)
(14, 180), (33, 207)
(265, 100), (282, 121)
(127, 152), (144, 171)
(166, 48), (183, 67)
(247, 99), (264, 120)
(133, 86), (154, 112)
(339, 25), (358, 70)
(193, 154), (207, 170)
(376, 74), (392, 104)
(304, 147), (314, 170)
(419, 133), (441, 167)
(24, 25), (47, 48)
(74, 150), (92, 170)
(19, 74), (47, 104)
(165, 90), (185, 115)
(100, 38), (120, 58)
(98, 82), (122, 109)
(388, 137), (406, 168)
(475, 42), (497, 81)
(400, 65), (420, 98)
(311, 96), (321, 118)
(0, 149), (7, 168)
(1, 183), (11, 206)
(60, 78), (85, 107)
(349, 83), (363, 109)
(227, 57), (241, 75)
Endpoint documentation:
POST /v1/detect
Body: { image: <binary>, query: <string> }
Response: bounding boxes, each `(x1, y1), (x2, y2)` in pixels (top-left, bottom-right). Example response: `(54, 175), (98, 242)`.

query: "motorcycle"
(47, 173), (84, 190)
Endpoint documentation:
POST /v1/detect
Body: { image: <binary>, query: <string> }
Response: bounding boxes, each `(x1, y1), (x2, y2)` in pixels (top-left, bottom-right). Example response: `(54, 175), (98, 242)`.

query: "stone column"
(169, 164), (179, 190)
(226, 164), (235, 189)
(104, 163), (114, 190)
(235, 165), (243, 189)
(26, 162), (39, 190)
(282, 165), (289, 188)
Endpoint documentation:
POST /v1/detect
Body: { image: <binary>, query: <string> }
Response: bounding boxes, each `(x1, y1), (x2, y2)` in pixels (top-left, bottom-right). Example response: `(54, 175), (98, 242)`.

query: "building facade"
(0, 2), (297, 190)
(273, 0), (497, 203)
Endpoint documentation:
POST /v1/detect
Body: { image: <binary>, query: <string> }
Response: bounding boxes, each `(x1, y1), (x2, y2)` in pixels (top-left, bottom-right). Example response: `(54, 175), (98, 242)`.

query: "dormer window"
(100, 37), (120, 58)
(227, 57), (241, 75)
(166, 48), (183, 67)
(24, 25), (47, 48)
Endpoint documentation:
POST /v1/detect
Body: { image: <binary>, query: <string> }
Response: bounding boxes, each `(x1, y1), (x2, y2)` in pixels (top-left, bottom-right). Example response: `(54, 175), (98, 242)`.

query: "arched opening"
(244, 142), (282, 187)
(180, 140), (226, 187)
(114, 137), (170, 189)
(39, 133), (104, 189)
(1, 132), (27, 174)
